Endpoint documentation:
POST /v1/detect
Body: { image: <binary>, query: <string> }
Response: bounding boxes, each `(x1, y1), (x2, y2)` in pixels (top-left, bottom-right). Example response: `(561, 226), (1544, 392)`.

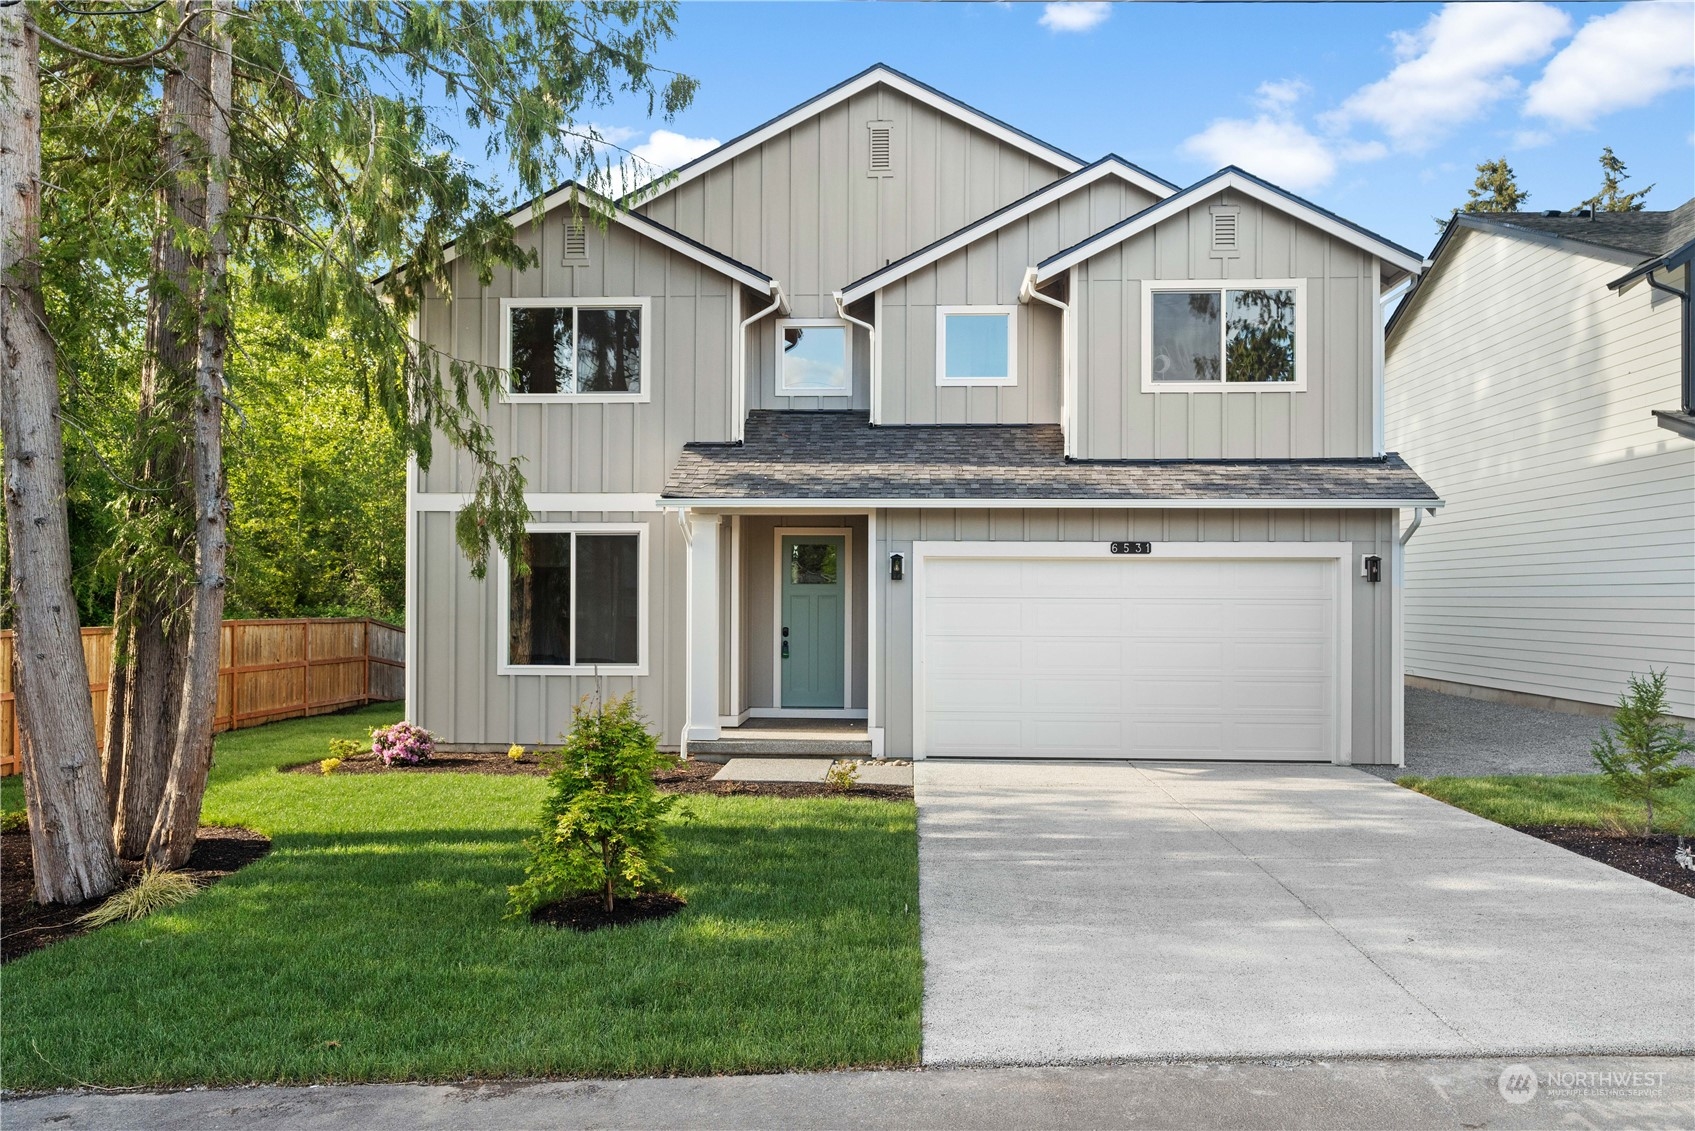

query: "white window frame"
(499, 297), (653, 403)
(496, 521), (650, 675)
(935, 305), (1018, 387)
(775, 317), (854, 397)
(1140, 279), (1307, 392)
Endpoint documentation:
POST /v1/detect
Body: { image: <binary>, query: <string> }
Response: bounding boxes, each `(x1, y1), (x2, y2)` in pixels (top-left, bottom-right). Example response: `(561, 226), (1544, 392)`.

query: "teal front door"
(780, 535), (846, 710)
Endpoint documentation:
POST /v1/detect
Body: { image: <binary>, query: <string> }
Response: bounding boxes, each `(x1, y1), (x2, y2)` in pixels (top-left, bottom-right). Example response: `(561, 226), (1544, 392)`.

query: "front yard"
(0, 706), (921, 1089)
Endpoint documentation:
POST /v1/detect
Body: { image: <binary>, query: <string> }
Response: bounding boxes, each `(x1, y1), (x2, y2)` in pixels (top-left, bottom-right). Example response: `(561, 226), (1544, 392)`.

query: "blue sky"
(520, 1), (1694, 255)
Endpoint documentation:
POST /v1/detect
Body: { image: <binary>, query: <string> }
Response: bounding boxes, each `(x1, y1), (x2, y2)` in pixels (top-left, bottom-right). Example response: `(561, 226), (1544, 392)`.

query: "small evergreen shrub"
(507, 693), (676, 918)
(1590, 669), (1694, 832)
(327, 737), (362, 761)
(508, 744), (526, 761)
(371, 721), (434, 767)
(319, 757), (342, 776)
(1, 809), (26, 833)
(825, 760), (861, 791)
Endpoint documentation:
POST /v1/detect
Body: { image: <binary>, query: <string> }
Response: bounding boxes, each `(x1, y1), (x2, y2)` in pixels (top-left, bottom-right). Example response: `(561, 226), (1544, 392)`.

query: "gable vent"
(867, 120), (894, 178)
(562, 217), (589, 266)
(1209, 205), (1241, 257)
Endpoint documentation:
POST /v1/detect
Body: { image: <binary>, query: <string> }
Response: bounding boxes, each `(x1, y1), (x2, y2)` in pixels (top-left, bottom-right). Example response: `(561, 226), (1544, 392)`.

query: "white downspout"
(735, 281), (787, 443)
(1021, 267), (1073, 457)
(1390, 504), (1435, 767)
(834, 290), (878, 424)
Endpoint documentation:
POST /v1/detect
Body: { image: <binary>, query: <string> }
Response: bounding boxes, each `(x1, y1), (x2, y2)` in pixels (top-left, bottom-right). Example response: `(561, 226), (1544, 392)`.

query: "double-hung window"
(1143, 280), (1304, 390)
(777, 318), (852, 396)
(502, 298), (650, 401)
(936, 306), (1017, 387)
(503, 524), (646, 673)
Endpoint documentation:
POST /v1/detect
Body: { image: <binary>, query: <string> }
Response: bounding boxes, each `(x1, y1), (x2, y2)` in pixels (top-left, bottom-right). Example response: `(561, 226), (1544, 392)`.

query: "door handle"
(781, 640), (790, 659)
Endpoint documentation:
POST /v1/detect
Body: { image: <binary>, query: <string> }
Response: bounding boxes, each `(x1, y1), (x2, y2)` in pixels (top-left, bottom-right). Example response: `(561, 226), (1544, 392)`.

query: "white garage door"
(919, 553), (1343, 761)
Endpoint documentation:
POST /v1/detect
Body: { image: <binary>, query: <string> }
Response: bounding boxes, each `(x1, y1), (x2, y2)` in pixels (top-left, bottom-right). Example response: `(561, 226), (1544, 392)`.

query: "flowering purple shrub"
(371, 722), (435, 767)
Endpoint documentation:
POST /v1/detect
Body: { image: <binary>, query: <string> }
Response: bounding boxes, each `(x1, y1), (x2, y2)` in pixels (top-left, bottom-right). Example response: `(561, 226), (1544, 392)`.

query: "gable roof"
(435, 182), (775, 292)
(1386, 198), (1695, 341)
(626, 63), (1085, 209)
(836, 155), (1175, 304)
(1034, 166), (1426, 284)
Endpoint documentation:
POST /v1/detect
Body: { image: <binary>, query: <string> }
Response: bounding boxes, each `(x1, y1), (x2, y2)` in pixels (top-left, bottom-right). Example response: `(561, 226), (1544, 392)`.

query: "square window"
(504, 302), (645, 398)
(789, 542), (839, 585)
(778, 320), (852, 395)
(936, 307), (1016, 386)
(506, 529), (643, 669)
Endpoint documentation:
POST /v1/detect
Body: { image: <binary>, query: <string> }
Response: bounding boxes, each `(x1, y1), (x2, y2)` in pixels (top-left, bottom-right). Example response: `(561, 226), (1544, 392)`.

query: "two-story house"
(1386, 200), (1695, 721)
(406, 65), (1440, 766)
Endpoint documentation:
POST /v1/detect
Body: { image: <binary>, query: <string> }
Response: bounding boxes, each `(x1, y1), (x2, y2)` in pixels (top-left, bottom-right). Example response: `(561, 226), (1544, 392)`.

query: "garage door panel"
(921, 554), (1339, 762)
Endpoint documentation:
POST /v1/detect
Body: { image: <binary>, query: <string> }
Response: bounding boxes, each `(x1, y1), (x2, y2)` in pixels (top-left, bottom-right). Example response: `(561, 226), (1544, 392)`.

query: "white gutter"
(734, 281), (788, 442)
(1021, 267), (1075, 457)
(659, 496), (1445, 512)
(833, 290), (878, 424)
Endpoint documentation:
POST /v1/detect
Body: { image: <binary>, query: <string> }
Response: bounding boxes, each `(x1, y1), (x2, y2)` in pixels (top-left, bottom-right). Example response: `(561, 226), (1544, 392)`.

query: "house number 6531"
(1109, 541), (1152, 555)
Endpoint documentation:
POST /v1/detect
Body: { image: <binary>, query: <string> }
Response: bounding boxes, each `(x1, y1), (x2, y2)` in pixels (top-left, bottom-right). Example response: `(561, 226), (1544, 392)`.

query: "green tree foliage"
(1463, 157), (1528, 214)
(1583, 147), (1654, 213)
(1589, 670), (1694, 832)
(508, 693), (677, 917)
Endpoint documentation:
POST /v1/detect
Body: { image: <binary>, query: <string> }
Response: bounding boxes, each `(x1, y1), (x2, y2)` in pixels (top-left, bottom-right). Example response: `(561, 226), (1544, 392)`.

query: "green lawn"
(0, 705), (921, 1088)
(1399, 772), (1695, 832)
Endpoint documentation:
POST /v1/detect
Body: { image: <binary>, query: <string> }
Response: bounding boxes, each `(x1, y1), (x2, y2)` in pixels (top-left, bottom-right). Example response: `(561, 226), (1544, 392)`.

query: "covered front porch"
(677, 509), (882, 758)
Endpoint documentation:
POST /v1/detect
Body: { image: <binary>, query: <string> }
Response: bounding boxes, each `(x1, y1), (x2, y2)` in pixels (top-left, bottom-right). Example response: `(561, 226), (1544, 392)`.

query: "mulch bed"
(290, 749), (914, 800)
(530, 891), (686, 932)
(286, 750), (548, 776)
(1, 825), (271, 963)
(1518, 825), (1695, 898)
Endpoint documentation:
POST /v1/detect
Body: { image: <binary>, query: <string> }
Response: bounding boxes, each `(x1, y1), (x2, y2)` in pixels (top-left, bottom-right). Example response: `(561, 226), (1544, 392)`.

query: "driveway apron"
(916, 761), (1695, 1065)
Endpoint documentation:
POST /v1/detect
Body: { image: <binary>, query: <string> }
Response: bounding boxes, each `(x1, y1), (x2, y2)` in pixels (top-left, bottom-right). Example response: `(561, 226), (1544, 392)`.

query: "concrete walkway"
(917, 761), (1695, 1066)
(6, 1056), (1691, 1130)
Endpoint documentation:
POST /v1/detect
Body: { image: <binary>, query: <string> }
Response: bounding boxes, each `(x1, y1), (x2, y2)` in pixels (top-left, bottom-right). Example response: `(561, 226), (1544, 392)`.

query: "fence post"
(230, 622), (241, 731)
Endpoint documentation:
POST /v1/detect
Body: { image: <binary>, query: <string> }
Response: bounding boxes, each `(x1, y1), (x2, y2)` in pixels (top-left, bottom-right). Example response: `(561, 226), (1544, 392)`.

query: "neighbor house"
(1385, 200), (1695, 721)
(406, 65), (1440, 765)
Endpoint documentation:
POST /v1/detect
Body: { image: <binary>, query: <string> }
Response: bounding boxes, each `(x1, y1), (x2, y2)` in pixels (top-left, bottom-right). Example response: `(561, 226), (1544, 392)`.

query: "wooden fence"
(0, 617), (404, 777)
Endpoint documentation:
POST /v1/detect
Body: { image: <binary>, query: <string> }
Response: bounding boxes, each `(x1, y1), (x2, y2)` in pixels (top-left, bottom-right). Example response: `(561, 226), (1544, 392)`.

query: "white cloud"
(1181, 116), (1340, 191)
(1323, 2), (1571, 151)
(1525, 2), (1695, 128)
(629, 129), (721, 174)
(582, 126), (720, 194)
(1038, 2), (1110, 33)
(1254, 79), (1309, 113)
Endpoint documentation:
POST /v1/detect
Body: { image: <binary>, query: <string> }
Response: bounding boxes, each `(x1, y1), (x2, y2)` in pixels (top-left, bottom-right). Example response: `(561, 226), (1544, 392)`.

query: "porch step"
(688, 736), (873, 759)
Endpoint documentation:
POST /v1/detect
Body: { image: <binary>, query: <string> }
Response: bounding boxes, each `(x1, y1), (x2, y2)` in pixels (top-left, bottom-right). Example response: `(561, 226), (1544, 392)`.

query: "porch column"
(683, 511), (722, 751)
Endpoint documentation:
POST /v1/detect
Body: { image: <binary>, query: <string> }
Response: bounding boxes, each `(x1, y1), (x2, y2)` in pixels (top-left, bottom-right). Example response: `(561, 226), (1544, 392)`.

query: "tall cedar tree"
(16, 1), (696, 880)
(1583, 147), (1654, 213)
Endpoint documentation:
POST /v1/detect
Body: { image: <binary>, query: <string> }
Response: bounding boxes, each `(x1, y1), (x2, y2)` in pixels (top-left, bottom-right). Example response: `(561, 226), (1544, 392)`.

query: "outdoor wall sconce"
(1361, 554), (1382, 583)
(889, 552), (905, 581)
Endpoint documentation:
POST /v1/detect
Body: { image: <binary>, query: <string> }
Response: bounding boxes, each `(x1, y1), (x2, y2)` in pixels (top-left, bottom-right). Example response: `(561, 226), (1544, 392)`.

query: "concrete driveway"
(917, 761), (1695, 1066)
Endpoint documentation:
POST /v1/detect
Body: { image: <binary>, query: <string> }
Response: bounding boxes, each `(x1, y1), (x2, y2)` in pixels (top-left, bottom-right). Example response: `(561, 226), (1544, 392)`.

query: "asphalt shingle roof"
(663, 412), (1440, 504)
(1465, 199), (1695, 262)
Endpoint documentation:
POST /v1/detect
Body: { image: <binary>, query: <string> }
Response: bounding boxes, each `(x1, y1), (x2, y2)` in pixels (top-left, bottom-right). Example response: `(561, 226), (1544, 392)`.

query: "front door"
(780, 535), (846, 709)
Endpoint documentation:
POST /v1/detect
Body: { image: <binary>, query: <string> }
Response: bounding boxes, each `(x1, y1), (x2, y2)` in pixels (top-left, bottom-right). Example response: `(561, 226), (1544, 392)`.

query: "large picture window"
(777, 318), (852, 396)
(502, 299), (649, 401)
(936, 306), (1017, 387)
(504, 526), (645, 671)
(1144, 281), (1303, 390)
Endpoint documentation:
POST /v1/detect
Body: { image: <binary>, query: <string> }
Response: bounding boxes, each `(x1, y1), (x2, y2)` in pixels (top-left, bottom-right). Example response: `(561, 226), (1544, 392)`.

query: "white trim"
(908, 540), (1354, 764)
(498, 297), (653, 403)
(628, 66), (1082, 210)
(683, 512), (722, 746)
(495, 521), (651, 676)
(747, 707), (868, 720)
(659, 496), (1442, 511)
(728, 514), (742, 718)
(936, 305), (1018, 387)
(772, 527), (854, 712)
(719, 709), (752, 728)
(1036, 169), (1425, 282)
(838, 158), (1174, 304)
(1391, 515), (1407, 767)
(1372, 258), (1386, 457)
(866, 508), (880, 743)
(775, 317), (854, 397)
(414, 492), (660, 513)
(404, 453), (419, 718)
(441, 189), (773, 291)
(1140, 279), (1307, 392)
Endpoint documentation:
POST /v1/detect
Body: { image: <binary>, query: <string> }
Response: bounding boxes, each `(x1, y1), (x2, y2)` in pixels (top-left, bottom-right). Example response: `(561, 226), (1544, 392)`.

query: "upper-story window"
(936, 306), (1017, 387)
(777, 318), (852, 397)
(501, 298), (650, 402)
(1143, 280), (1304, 391)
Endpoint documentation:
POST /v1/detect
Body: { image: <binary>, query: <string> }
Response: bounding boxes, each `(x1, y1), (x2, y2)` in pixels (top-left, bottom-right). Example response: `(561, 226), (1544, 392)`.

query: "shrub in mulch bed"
(286, 751), (548, 776)
(1517, 825), (1695, 898)
(530, 891), (687, 932)
(0, 825), (271, 963)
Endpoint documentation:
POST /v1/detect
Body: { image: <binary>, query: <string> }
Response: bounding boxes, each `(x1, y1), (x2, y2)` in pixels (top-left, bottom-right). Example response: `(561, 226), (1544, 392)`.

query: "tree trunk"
(147, 0), (232, 869)
(104, 1), (205, 857)
(0, 6), (122, 905)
